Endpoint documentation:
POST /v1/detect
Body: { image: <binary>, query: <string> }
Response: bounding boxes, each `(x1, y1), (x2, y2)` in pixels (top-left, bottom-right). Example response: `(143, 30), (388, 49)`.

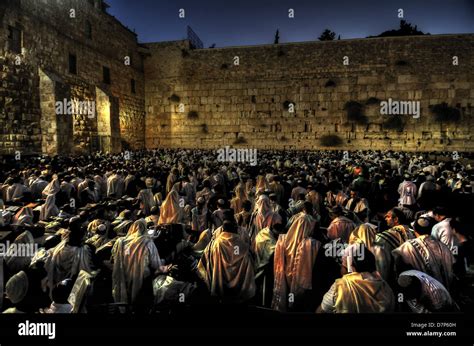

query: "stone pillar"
(39, 68), (72, 155)
(96, 87), (121, 153)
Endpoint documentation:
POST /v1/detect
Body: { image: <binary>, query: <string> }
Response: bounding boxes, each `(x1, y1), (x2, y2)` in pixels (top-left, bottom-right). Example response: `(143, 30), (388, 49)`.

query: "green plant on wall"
(320, 134), (343, 147)
(365, 97), (380, 105)
(234, 136), (247, 144)
(383, 115), (405, 132)
(187, 111), (199, 119)
(169, 94), (180, 103)
(430, 103), (461, 123)
(344, 101), (368, 124)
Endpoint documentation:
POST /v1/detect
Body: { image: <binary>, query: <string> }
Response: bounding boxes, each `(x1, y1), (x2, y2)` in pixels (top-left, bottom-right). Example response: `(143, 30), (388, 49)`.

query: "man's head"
(52, 279), (73, 304)
(385, 208), (406, 228)
(303, 201), (313, 215)
(413, 216), (436, 236)
(350, 188), (359, 199)
(330, 205), (343, 219)
(242, 200), (252, 212)
(433, 206), (448, 222)
(398, 275), (422, 300)
(222, 220), (237, 234)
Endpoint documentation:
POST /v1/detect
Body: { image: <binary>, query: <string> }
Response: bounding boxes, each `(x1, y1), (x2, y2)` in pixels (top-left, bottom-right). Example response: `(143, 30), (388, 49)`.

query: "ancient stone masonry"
(144, 35), (474, 152)
(1, 0), (473, 155)
(0, 0), (145, 155)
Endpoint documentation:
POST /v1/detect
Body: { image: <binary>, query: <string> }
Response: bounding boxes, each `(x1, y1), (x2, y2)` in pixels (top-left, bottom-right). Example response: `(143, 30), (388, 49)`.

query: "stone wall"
(1, 0), (473, 155)
(0, 0), (145, 155)
(144, 35), (474, 152)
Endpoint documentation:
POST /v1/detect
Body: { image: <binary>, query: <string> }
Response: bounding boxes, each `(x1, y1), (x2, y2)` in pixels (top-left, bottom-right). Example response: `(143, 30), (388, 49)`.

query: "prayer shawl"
(431, 218), (457, 254)
(46, 239), (93, 290)
(349, 223), (377, 253)
(392, 235), (454, 290)
(30, 178), (49, 199)
(113, 220), (133, 237)
(197, 231), (256, 303)
(398, 180), (417, 206)
(230, 183), (248, 214)
(158, 189), (183, 225)
(182, 182), (196, 207)
(166, 173), (177, 195)
(94, 175), (107, 197)
(77, 179), (89, 197)
(42, 177), (60, 198)
(256, 175), (268, 194)
(112, 219), (161, 305)
(272, 213), (321, 312)
(137, 188), (156, 216)
(326, 191), (348, 207)
(306, 190), (322, 214)
(252, 195), (279, 238)
(373, 225), (412, 281)
(107, 174), (124, 198)
(191, 206), (208, 232)
(399, 270), (455, 313)
(12, 207), (34, 226)
(40, 194), (59, 221)
(5, 231), (35, 274)
(6, 183), (28, 202)
(346, 197), (369, 221)
(60, 181), (75, 199)
(291, 186), (307, 202)
(196, 187), (213, 205)
(327, 216), (356, 243)
(252, 227), (277, 280)
(334, 272), (395, 313)
(86, 220), (109, 249)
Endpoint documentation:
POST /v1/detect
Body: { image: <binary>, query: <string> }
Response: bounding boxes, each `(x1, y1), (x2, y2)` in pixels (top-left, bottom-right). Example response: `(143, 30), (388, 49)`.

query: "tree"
(370, 20), (428, 38)
(318, 29), (336, 41)
(274, 29), (280, 44)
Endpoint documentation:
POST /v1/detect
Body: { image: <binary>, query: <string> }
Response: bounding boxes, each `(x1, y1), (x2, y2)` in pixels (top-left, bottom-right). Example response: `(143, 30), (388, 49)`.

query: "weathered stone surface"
(0, 0), (144, 155)
(144, 35), (474, 152)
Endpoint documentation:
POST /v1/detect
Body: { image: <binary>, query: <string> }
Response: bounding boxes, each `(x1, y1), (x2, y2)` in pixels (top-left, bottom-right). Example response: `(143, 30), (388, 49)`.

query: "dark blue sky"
(106, 0), (474, 47)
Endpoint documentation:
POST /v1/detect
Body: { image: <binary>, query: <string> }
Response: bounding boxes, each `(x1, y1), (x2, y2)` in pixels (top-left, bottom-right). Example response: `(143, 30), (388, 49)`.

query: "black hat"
(413, 216), (436, 235)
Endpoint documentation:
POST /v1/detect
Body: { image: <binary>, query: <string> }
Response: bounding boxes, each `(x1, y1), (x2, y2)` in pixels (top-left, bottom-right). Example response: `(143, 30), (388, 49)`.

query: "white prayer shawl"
(398, 180), (417, 206)
(94, 175), (107, 197)
(254, 195), (278, 234)
(112, 220), (161, 305)
(197, 231), (256, 303)
(30, 178), (49, 199)
(5, 231), (35, 273)
(46, 240), (93, 290)
(137, 188), (156, 216)
(42, 178), (60, 198)
(107, 174), (124, 198)
(40, 194), (59, 221)
(60, 181), (75, 199)
(272, 213), (321, 311)
(327, 216), (356, 243)
(6, 183), (28, 202)
(77, 179), (90, 197)
(392, 235), (454, 290)
(158, 188), (183, 225)
(431, 218), (457, 254)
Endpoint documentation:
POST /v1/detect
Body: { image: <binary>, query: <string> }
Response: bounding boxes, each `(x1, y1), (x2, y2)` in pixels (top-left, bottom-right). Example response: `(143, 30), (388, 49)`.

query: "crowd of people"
(0, 149), (472, 314)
